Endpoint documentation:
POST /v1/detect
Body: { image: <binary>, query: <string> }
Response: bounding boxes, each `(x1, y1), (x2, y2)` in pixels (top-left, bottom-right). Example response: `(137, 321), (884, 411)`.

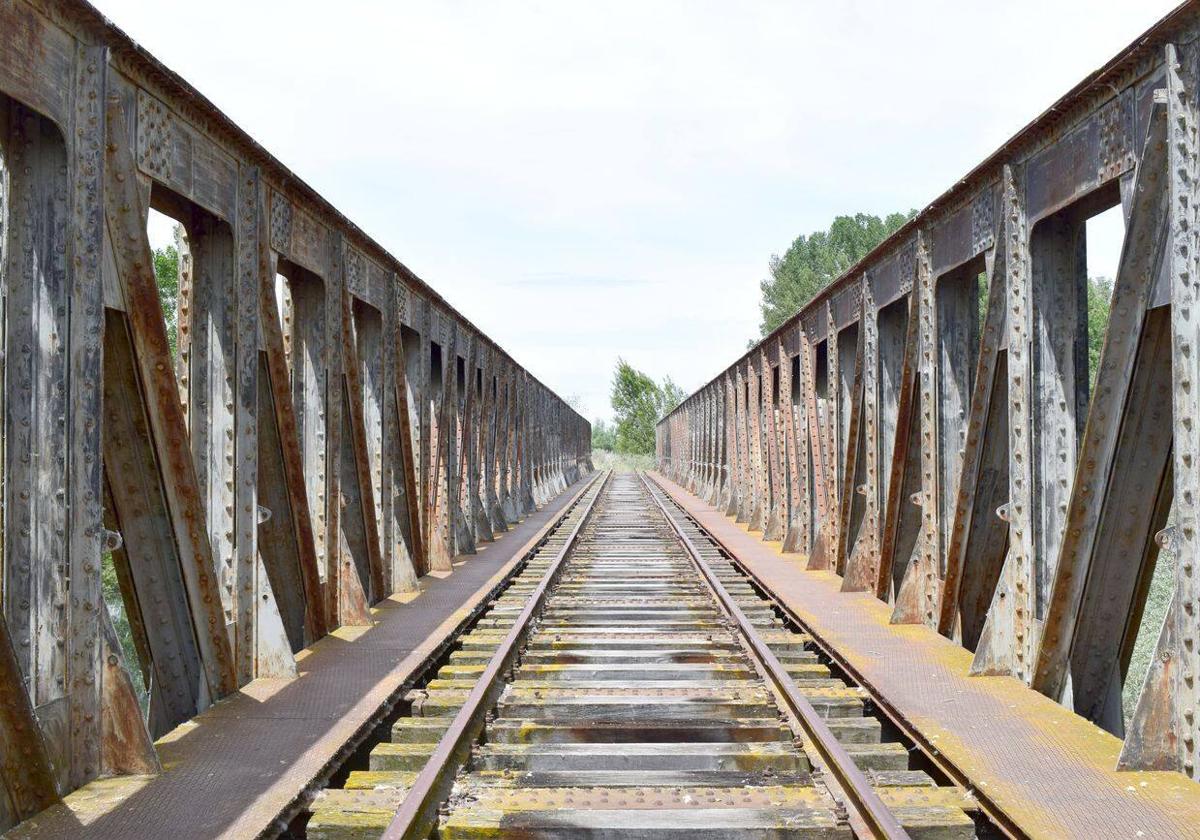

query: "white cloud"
(110, 0), (1175, 421)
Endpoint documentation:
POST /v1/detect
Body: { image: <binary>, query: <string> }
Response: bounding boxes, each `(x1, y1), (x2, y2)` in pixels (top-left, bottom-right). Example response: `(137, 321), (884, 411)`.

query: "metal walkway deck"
(651, 472), (1200, 839)
(7, 479), (591, 840)
(308, 472), (974, 839)
(7, 0), (1200, 837)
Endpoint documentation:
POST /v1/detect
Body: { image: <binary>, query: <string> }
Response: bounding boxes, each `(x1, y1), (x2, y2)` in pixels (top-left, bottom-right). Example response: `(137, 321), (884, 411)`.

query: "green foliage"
(659, 377), (687, 413)
(591, 419), (617, 451)
(610, 359), (685, 455)
(1124, 526), (1173, 729)
(1087, 276), (1114, 388)
(154, 243), (180, 357)
(977, 271), (989, 333)
(758, 211), (914, 337)
(592, 449), (655, 473)
(611, 361), (661, 455)
(101, 553), (149, 717)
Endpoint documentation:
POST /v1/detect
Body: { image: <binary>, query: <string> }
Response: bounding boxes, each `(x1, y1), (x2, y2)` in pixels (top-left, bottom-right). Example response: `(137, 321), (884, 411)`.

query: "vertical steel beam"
(721, 373), (737, 514)
(0, 103), (59, 802)
(844, 277), (882, 590)
(387, 278), (422, 589)
(67, 40), (109, 789)
(1031, 98), (1167, 712)
(3, 97), (72, 784)
(972, 166), (1036, 679)
(1121, 45), (1200, 775)
(481, 348), (506, 531)
(764, 342), (786, 541)
(783, 326), (811, 555)
(875, 279), (919, 601)
(834, 319), (865, 576)
(802, 328), (830, 567)
(103, 94), (237, 700)
(938, 198), (1009, 644)
(337, 238), (386, 605)
(734, 365), (751, 523)
(180, 213), (237, 636)
(234, 166), (265, 678)
(255, 218), (325, 646)
(893, 232), (943, 626)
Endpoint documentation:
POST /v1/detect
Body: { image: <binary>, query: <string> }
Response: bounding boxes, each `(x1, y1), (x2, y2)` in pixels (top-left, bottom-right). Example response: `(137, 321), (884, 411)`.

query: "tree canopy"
(758, 211), (913, 337)
(659, 377), (687, 412)
(609, 359), (686, 455)
(1087, 276), (1113, 387)
(758, 211), (1112, 383)
(591, 419), (617, 451)
(154, 242), (180, 357)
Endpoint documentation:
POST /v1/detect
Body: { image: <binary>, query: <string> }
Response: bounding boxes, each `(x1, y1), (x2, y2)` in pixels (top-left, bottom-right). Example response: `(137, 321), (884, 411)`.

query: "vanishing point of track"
(307, 472), (979, 838)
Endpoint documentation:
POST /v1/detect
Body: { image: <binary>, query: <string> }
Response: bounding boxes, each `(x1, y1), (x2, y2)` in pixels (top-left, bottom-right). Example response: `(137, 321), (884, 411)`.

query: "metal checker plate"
(652, 473), (1200, 840)
(8, 478), (591, 840)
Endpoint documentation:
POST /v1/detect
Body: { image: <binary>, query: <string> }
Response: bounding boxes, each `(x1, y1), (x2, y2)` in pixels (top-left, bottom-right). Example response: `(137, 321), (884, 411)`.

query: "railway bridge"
(2, 0), (1200, 838)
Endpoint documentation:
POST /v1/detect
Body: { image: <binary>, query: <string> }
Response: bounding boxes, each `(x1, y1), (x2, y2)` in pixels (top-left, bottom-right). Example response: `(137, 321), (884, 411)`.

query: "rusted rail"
(381, 470), (609, 839)
(641, 472), (911, 840)
(9, 0), (1200, 835)
(302, 472), (977, 838)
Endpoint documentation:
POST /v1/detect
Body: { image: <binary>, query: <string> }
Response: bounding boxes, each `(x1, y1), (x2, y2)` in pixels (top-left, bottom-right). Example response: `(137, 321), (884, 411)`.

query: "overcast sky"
(104, 0), (1179, 422)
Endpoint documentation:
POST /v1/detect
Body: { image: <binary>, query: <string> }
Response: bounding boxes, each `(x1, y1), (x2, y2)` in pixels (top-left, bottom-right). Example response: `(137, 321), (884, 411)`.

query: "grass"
(592, 450), (656, 473)
(1123, 541), (1174, 729)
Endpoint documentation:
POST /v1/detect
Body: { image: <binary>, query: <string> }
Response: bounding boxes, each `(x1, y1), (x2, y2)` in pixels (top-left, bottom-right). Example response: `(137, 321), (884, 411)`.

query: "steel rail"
(639, 471), (911, 840)
(646, 471), (1024, 840)
(381, 469), (609, 840)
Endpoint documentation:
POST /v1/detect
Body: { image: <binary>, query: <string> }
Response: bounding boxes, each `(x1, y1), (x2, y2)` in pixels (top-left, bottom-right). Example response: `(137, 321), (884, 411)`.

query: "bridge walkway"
(650, 472), (1200, 839)
(5, 479), (592, 840)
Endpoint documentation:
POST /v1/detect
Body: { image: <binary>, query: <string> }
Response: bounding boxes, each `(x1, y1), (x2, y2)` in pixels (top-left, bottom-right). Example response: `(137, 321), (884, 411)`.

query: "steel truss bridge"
(1, 1), (1200, 838)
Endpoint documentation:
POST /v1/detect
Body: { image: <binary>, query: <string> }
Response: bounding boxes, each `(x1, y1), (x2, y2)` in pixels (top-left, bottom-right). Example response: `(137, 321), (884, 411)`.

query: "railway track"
(306, 472), (983, 839)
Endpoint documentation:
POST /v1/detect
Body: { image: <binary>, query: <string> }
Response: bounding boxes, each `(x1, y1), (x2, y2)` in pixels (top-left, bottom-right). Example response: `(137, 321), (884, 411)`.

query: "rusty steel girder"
(657, 2), (1200, 781)
(0, 0), (591, 827)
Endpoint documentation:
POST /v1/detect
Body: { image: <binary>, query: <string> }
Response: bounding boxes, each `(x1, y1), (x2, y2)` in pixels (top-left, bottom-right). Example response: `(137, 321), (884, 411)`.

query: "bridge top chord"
(658, 0), (1200, 812)
(4, 0), (1200, 836)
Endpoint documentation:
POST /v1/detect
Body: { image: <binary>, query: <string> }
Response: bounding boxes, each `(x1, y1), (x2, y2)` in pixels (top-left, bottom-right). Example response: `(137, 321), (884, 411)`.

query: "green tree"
(102, 554), (149, 716)
(610, 360), (685, 455)
(611, 360), (661, 455)
(154, 243), (181, 357)
(1087, 276), (1113, 387)
(659, 377), (687, 415)
(591, 419), (617, 451)
(758, 211), (914, 337)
